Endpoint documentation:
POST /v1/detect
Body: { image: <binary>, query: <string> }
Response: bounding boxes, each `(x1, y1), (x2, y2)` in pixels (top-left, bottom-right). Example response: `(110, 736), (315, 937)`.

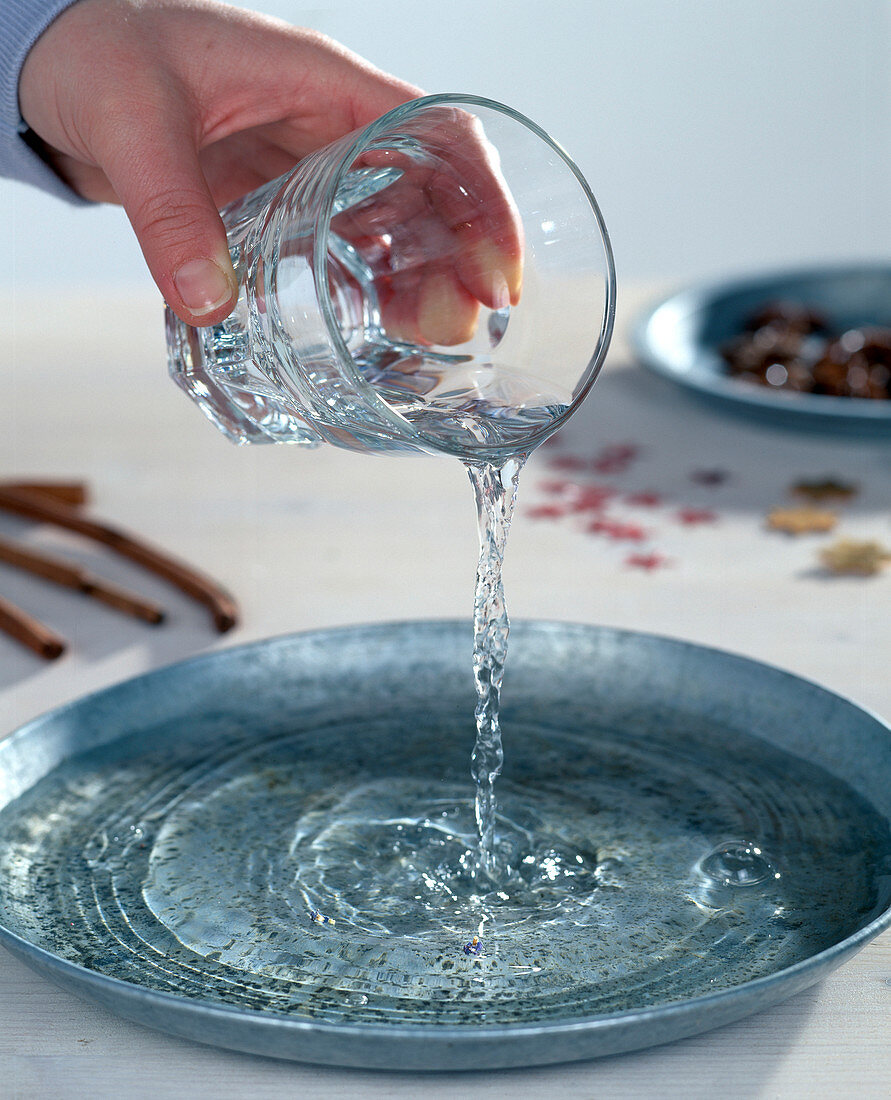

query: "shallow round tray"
(0, 620), (889, 1070)
(631, 263), (891, 435)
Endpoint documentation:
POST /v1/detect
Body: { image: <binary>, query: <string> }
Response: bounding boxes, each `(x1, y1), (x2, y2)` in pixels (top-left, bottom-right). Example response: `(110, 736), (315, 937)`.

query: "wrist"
(0, 0), (88, 199)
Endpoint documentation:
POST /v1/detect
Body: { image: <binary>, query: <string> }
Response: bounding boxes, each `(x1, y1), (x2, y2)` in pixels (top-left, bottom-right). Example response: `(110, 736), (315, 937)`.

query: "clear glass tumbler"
(166, 94), (616, 464)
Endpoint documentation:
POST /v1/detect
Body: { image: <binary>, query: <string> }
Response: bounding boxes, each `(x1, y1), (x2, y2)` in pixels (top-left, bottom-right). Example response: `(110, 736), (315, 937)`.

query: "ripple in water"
(0, 466), (888, 1027)
(1, 707), (888, 1025)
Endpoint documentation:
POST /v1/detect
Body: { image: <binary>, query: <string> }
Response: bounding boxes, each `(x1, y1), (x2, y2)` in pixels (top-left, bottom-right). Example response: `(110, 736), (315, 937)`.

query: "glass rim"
(314, 92), (617, 460)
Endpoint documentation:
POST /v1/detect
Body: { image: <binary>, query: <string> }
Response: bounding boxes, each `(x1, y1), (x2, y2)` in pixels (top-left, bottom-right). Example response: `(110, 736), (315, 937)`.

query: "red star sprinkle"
(601, 444), (640, 462)
(677, 508), (718, 526)
(586, 519), (648, 541)
(526, 504), (567, 520)
(590, 443), (642, 474)
(568, 486), (615, 513)
(548, 455), (591, 472)
(625, 552), (669, 570)
(537, 479), (575, 495)
(625, 491), (663, 507)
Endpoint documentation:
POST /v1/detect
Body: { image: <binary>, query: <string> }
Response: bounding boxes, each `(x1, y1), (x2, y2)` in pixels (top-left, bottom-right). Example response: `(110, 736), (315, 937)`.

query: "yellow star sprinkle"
(766, 507), (838, 535)
(819, 539), (891, 576)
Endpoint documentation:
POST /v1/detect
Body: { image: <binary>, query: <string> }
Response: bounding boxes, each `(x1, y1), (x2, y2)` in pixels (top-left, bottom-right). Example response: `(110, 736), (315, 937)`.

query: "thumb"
(102, 117), (237, 326)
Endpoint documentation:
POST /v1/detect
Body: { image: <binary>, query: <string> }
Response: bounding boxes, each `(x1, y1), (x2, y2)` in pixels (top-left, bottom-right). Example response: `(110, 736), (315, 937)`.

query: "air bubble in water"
(699, 841), (780, 887)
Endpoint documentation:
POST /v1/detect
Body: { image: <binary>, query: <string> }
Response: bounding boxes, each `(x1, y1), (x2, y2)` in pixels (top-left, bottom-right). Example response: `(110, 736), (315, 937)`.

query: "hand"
(19, 0), (522, 344)
(19, 0), (422, 326)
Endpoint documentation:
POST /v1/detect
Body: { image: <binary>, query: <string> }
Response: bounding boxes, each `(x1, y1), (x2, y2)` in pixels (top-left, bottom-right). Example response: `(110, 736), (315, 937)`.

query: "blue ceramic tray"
(0, 621), (889, 1069)
(631, 263), (891, 435)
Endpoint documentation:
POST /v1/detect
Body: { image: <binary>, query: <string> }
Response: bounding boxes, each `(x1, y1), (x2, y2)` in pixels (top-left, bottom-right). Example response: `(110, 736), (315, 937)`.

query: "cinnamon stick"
(0, 480), (88, 507)
(0, 536), (165, 625)
(0, 487), (238, 632)
(0, 593), (66, 659)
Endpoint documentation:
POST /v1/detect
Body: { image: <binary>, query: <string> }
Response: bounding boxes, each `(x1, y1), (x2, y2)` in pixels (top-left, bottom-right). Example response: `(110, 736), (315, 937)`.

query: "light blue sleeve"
(0, 0), (89, 202)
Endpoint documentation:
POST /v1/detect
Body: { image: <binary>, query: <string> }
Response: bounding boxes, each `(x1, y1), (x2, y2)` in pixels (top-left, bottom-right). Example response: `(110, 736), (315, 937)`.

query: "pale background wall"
(1, 0), (889, 295)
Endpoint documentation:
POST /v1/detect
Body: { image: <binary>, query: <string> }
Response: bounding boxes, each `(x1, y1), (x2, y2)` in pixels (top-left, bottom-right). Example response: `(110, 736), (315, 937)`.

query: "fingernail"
(490, 271), (510, 311)
(464, 239), (523, 307)
(484, 245), (522, 306)
(174, 258), (234, 316)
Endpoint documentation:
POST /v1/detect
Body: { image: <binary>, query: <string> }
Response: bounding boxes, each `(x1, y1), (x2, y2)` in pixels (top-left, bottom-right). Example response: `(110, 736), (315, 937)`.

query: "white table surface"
(1, 284), (889, 1099)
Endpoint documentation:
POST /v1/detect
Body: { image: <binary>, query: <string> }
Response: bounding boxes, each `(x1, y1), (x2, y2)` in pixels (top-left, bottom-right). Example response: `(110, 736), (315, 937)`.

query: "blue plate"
(631, 264), (891, 435)
(0, 621), (889, 1069)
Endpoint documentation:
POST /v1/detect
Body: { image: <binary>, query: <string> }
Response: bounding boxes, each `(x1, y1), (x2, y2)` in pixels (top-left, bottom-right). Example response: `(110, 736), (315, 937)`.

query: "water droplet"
(699, 841), (779, 887)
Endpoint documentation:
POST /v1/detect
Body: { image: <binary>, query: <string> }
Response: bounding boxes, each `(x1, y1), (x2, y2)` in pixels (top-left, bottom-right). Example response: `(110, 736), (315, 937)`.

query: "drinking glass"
(167, 93), (616, 464)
